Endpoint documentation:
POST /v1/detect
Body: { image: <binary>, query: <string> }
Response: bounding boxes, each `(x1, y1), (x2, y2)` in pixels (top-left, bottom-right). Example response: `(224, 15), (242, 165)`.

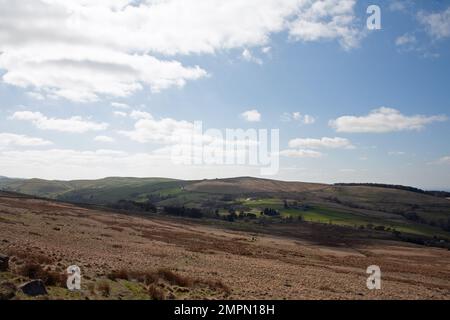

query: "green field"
(1, 176), (449, 240)
(242, 198), (450, 239)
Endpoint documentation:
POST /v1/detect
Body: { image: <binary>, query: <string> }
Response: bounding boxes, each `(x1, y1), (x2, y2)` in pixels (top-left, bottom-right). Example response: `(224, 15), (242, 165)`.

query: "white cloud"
(0, 1), (210, 102)
(261, 46), (272, 54)
(129, 110), (153, 120)
(280, 113), (293, 122)
(418, 7), (450, 39)
(279, 149), (323, 158)
(11, 111), (108, 133)
(292, 112), (301, 120)
(241, 109), (261, 122)
(0, 0), (363, 102)
(94, 135), (115, 143)
(388, 151), (405, 156)
(0, 148), (268, 180)
(395, 33), (416, 46)
(119, 116), (194, 144)
(288, 137), (354, 149)
(111, 102), (130, 109)
(0, 133), (52, 149)
(329, 107), (447, 133)
(26, 92), (45, 101)
(0, 47), (207, 102)
(281, 112), (316, 124)
(242, 49), (263, 65)
(433, 156), (450, 165)
(302, 114), (316, 124)
(113, 111), (127, 117)
(119, 116), (267, 170)
(0, 148), (164, 179)
(288, 0), (362, 50)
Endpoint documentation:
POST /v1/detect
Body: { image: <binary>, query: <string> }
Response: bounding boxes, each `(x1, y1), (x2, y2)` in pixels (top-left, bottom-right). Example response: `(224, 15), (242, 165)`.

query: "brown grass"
(108, 268), (191, 286)
(157, 268), (194, 287)
(107, 268), (230, 295)
(1, 195), (450, 300)
(19, 262), (66, 287)
(107, 226), (124, 232)
(7, 248), (52, 265)
(107, 269), (129, 281)
(108, 269), (159, 285)
(87, 282), (96, 295)
(19, 262), (42, 279)
(148, 284), (165, 300)
(200, 279), (231, 295)
(0, 282), (16, 300)
(97, 280), (111, 297)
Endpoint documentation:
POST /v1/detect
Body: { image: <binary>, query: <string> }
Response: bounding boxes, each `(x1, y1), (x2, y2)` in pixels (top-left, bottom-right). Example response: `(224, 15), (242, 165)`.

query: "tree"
(262, 208), (279, 216)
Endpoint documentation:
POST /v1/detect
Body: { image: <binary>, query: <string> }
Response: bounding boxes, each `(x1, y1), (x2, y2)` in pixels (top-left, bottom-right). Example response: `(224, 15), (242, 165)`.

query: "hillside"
(184, 177), (327, 194)
(1, 193), (449, 300)
(0, 177), (178, 199)
(1, 176), (449, 241)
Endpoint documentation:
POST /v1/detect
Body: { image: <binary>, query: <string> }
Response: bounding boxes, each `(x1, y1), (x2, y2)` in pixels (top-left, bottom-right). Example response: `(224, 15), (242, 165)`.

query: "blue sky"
(0, 0), (449, 189)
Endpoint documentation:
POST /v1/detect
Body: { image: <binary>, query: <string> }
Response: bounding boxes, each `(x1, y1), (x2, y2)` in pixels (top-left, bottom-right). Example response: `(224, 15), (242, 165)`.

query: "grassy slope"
(242, 197), (450, 239)
(184, 176), (327, 194)
(313, 185), (450, 223)
(56, 179), (185, 204)
(0, 177), (178, 201)
(1, 176), (449, 239)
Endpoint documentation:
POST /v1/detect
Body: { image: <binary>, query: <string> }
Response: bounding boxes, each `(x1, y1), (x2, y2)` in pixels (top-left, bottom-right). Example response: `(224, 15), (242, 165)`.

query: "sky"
(0, 0), (450, 190)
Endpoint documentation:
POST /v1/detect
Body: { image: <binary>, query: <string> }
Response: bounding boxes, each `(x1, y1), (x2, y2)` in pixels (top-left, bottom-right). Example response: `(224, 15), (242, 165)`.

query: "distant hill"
(1, 176), (449, 240)
(335, 183), (450, 198)
(184, 177), (327, 194)
(0, 177), (177, 199)
(0, 176), (327, 201)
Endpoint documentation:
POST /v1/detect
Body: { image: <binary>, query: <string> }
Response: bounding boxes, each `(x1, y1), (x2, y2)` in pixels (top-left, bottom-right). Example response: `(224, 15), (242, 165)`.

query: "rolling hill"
(1, 176), (449, 241)
(0, 177), (177, 199)
(184, 177), (327, 194)
(2, 192), (449, 300)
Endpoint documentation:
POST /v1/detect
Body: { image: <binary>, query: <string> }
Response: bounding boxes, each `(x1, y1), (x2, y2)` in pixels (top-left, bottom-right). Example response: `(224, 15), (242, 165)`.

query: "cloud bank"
(329, 107), (447, 133)
(0, 0), (363, 102)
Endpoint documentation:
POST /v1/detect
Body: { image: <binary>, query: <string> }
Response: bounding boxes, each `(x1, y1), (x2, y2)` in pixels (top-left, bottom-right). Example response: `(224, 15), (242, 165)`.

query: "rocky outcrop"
(0, 254), (9, 271)
(18, 280), (48, 296)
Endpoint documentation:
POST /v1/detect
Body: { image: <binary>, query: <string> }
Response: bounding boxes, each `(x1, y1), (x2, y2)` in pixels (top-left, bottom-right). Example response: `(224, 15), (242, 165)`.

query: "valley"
(0, 192), (449, 300)
(1, 176), (449, 243)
